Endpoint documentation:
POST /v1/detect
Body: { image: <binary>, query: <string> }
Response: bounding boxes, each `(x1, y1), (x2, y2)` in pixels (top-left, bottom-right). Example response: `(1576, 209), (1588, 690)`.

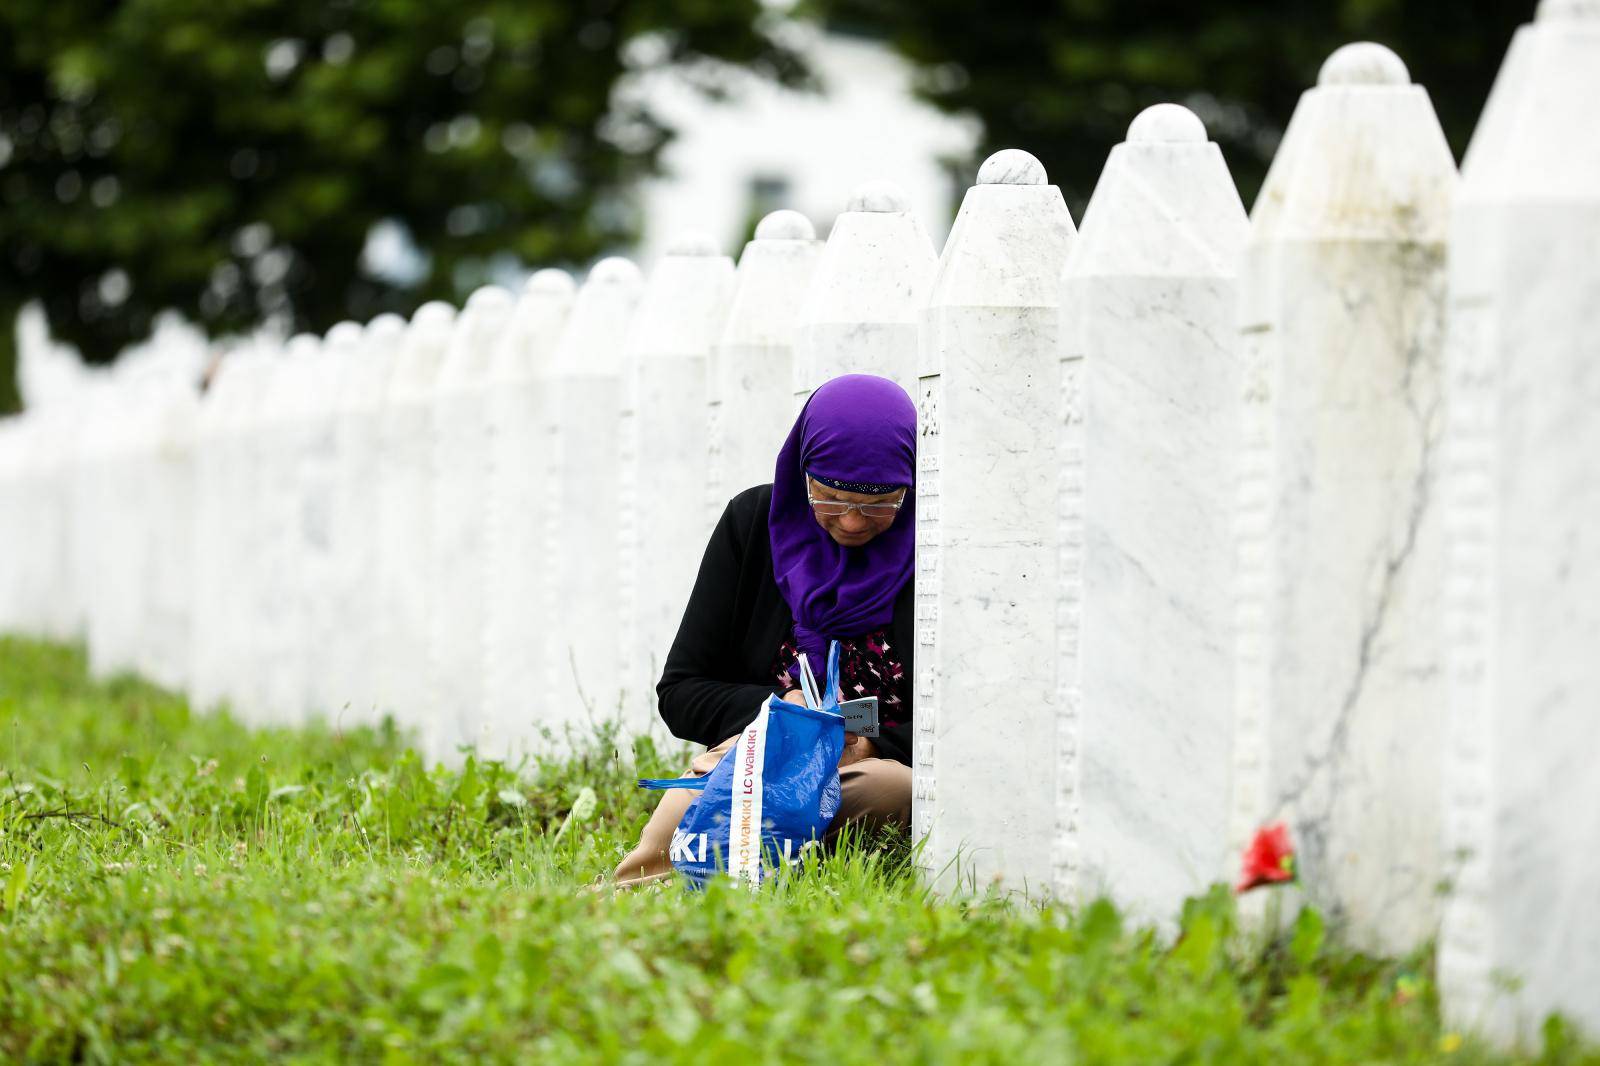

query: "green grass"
(0, 637), (1591, 1064)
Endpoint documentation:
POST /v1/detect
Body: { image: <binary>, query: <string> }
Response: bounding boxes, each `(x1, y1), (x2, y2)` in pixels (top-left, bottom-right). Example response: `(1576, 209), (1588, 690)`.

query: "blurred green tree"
(0, 0), (805, 411)
(817, 0), (1525, 216)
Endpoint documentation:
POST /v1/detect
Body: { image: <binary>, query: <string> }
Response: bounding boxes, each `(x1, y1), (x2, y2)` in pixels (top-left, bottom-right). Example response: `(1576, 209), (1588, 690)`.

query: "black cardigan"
(656, 484), (915, 766)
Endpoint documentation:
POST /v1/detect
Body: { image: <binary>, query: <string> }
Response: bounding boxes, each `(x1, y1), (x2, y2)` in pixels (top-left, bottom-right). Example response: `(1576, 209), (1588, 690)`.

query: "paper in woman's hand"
(837, 696), (879, 738)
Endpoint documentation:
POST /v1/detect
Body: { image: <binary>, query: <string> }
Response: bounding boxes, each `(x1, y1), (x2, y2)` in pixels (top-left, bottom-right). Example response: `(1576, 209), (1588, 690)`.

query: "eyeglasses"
(807, 491), (905, 519)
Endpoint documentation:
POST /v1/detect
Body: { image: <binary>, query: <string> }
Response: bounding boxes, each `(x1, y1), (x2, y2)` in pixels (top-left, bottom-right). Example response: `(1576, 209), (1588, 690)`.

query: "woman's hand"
(782, 690), (876, 765)
(838, 733), (878, 767)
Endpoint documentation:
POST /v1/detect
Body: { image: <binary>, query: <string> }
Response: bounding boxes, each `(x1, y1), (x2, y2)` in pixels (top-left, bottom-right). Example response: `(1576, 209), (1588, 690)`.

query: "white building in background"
(626, 26), (982, 264)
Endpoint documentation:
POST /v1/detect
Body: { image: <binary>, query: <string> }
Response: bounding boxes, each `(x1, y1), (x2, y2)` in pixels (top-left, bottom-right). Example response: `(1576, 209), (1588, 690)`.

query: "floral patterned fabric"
(770, 627), (907, 729)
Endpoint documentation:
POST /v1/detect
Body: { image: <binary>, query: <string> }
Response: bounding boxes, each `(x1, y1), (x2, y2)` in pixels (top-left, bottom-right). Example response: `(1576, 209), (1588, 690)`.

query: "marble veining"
(1231, 44), (1457, 955)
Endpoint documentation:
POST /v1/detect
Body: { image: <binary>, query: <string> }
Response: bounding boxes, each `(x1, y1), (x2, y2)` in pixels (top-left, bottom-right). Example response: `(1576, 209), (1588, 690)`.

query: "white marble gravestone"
(249, 332), (323, 724)
(1062, 106), (1249, 927)
(0, 415), (39, 638)
(84, 360), (160, 682)
(794, 181), (938, 400)
(481, 270), (576, 758)
(14, 394), (77, 647)
(373, 302), (456, 736)
(543, 258), (644, 735)
(1230, 43), (1456, 955)
(137, 350), (202, 694)
(427, 287), (515, 759)
(0, 409), (58, 642)
(189, 350), (242, 710)
(299, 321), (362, 720)
(618, 237), (735, 731)
(324, 313), (406, 717)
(11, 327), (96, 646)
(708, 210), (822, 514)
(1, 322), (88, 643)
(62, 375), (117, 645)
(62, 375), (117, 649)
(1438, 1), (1600, 1044)
(191, 341), (273, 713)
(914, 150), (1076, 895)
(0, 418), (22, 633)
(232, 345), (286, 718)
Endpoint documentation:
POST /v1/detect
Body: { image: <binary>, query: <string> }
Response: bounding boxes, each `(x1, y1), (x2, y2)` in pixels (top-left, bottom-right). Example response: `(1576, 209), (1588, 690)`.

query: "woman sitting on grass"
(614, 373), (917, 885)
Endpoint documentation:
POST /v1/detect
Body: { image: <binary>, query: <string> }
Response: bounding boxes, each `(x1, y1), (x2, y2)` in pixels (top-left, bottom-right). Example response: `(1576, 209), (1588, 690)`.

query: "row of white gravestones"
(903, 15), (1596, 1045)
(911, 119), (1252, 923)
(0, 197), (889, 752)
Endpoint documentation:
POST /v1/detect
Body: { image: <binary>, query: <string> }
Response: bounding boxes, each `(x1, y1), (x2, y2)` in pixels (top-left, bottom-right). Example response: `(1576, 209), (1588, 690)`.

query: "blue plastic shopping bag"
(639, 642), (846, 887)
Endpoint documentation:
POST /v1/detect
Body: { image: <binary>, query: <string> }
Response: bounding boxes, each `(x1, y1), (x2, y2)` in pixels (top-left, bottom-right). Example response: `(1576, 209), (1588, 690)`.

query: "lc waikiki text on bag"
(639, 642), (847, 887)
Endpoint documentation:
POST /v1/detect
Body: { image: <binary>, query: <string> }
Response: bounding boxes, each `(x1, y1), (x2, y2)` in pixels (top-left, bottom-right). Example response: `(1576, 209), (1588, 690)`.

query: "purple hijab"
(770, 374), (917, 668)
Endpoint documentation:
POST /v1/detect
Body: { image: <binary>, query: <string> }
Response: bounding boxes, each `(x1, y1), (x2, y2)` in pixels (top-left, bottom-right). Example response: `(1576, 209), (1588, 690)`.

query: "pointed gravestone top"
(525, 268), (576, 299)
(1318, 42), (1410, 85)
(976, 148), (1047, 185)
(931, 150), (1073, 307)
(438, 286), (514, 387)
(1251, 43), (1453, 245)
(627, 240), (733, 361)
(1459, 3), (1600, 202)
(754, 209), (816, 241)
(366, 313), (406, 344)
(723, 212), (824, 348)
(1066, 104), (1245, 281)
(465, 285), (514, 314)
(845, 179), (911, 213)
(1126, 103), (1207, 144)
(411, 301), (455, 334)
(493, 270), (574, 382)
(665, 231), (721, 257)
(587, 256), (642, 286)
(549, 258), (643, 379)
(1538, 0), (1600, 20)
(386, 302), (454, 403)
(325, 321), (364, 350)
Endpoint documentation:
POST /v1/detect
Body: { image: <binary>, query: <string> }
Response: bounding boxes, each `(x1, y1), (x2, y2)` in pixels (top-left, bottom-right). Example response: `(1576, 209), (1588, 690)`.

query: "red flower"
(1235, 822), (1296, 894)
